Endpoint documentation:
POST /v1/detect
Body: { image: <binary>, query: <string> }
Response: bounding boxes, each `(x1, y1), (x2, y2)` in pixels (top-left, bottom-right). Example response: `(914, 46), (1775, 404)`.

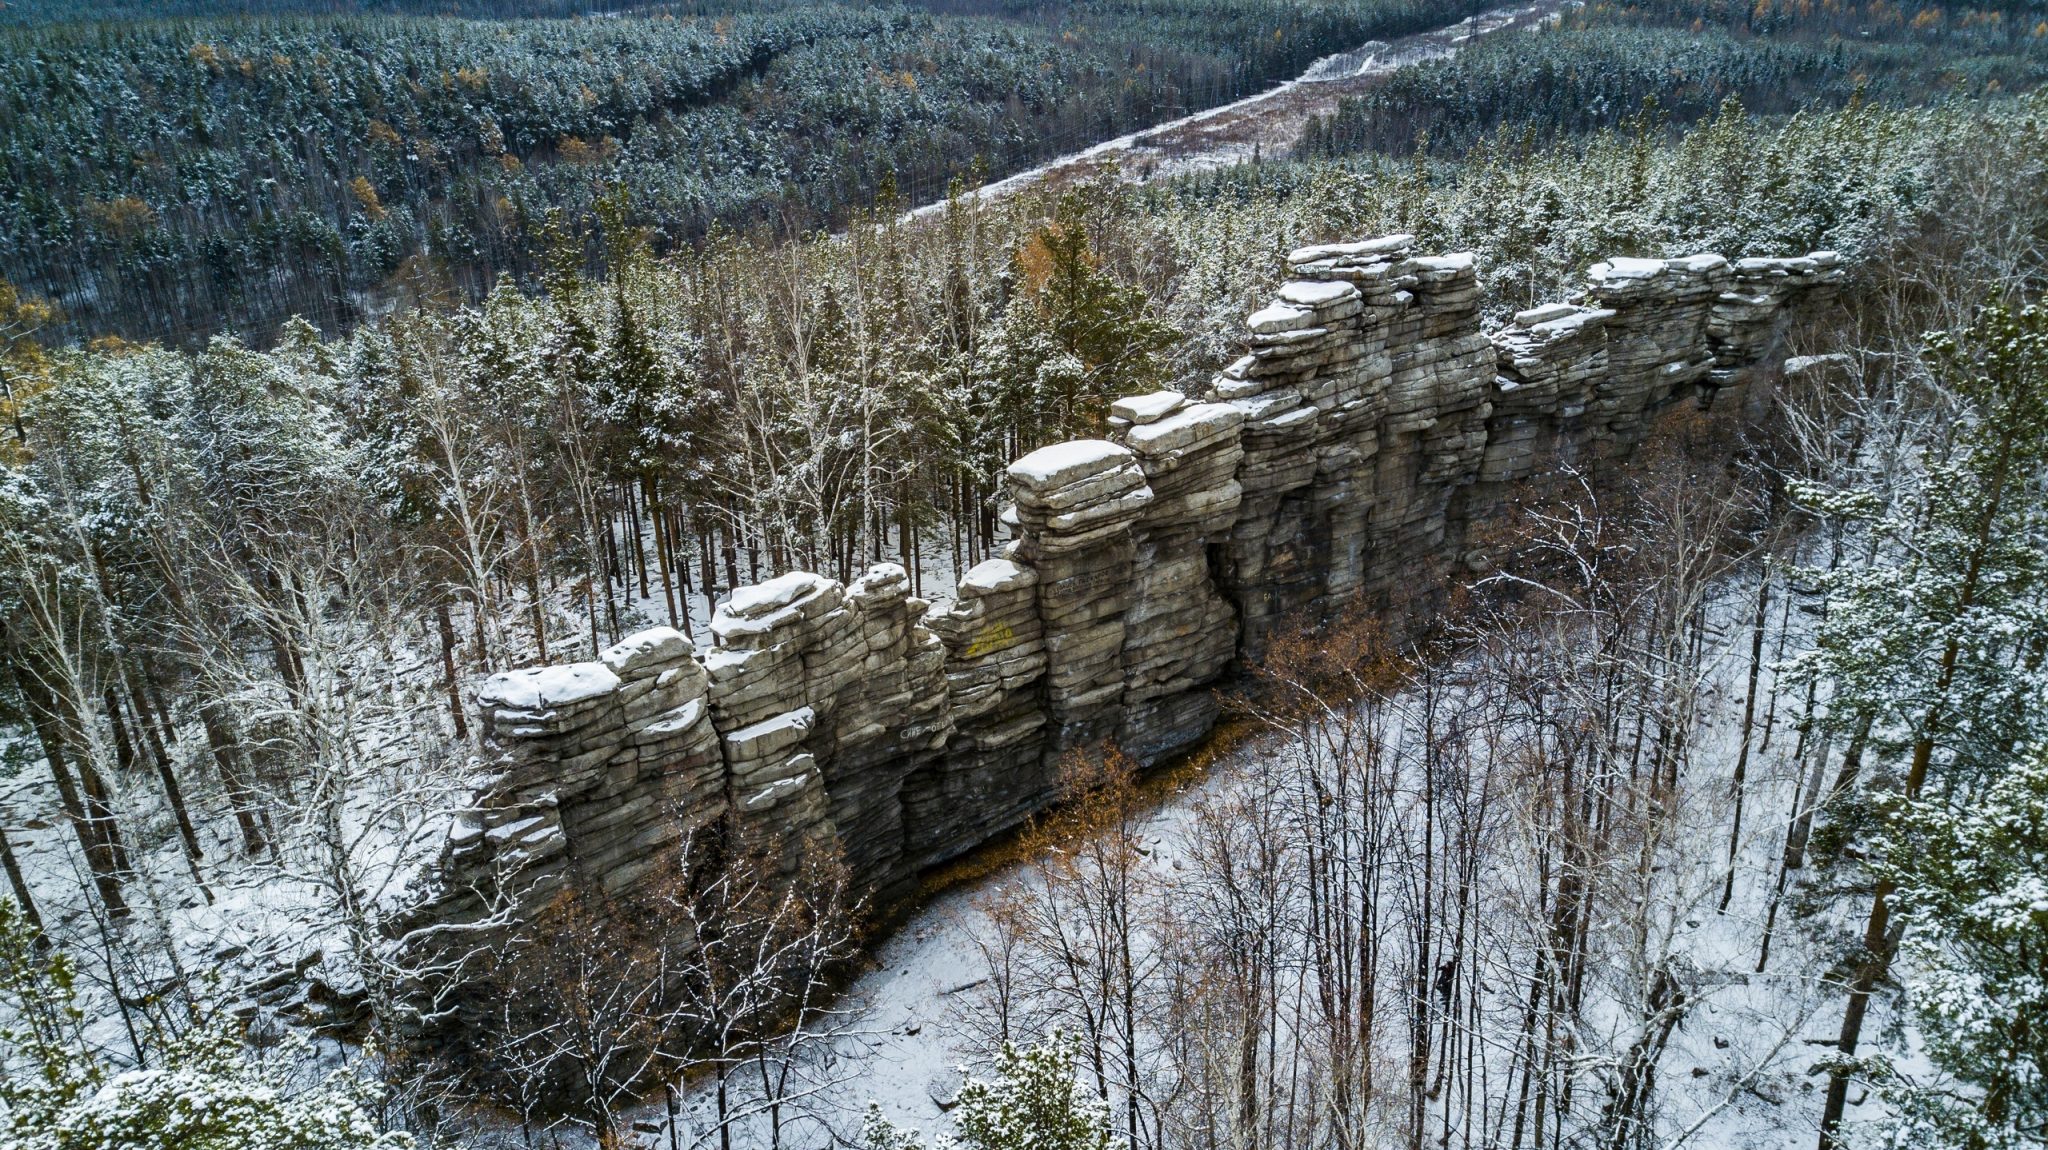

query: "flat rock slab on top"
(601, 626), (692, 677)
(480, 662), (622, 711)
(721, 570), (834, 620)
(1009, 439), (1138, 491)
(1278, 279), (1361, 307)
(958, 558), (1039, 595)
(1110, 390), (1188, 425)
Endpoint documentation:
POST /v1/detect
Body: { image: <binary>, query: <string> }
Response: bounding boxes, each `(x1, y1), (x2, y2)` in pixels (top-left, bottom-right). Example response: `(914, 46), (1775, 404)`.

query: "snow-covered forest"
(3, 1), (2048, 1148)
(2, 0), (1498, 345)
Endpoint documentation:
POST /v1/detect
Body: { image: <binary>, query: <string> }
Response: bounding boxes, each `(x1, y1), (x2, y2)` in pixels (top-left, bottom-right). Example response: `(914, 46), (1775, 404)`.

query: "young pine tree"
(0, 899), (410, 1150)
(1869, 746), (2048, 1149)
(859, 1031), (1119, 1150)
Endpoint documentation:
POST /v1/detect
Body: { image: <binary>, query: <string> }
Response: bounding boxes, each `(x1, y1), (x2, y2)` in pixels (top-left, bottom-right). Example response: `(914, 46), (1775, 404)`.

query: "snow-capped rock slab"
(723, 707), (815, 763)
(959, 558), (1038, 596)
(1589, 257), (1666, 284)
(1286, 234), (1412, 264)
(1247, 302), (1316, 334)
(1008, 439), (1134, 492)
(1110, 390), (1187, 425)
(1278, 279), (1360, 308)
(850, 562), (909, 597)
(722, 571), (832, 619)
(1529, 308), (1612, 340)
(1514, 302), (1579, 327)
(1124, 402), (1244, 458)
(1410, 252), (1476, 275)
(479, 662), (620, 711)
(638, 697), (705, 739)
(601, 627), (691, 678)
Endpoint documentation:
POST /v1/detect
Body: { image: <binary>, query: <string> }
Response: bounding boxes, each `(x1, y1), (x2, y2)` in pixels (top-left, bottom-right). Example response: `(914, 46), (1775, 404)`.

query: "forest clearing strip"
(899, 0), (1573, 221)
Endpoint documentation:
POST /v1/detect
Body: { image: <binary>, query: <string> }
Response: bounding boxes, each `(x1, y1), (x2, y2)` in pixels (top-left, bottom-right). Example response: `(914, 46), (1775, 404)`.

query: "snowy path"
(901, 0), (1575, 221)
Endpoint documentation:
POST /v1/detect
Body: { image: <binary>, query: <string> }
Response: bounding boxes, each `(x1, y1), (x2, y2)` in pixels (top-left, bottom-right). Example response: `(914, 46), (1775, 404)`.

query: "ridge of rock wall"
(397, 239), (1842, 946)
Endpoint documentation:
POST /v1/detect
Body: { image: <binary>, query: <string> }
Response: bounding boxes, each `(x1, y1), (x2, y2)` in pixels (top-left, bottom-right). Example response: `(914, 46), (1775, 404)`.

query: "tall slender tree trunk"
(200, 701), (271, 860)
(437, 602), (470, 741)
(701, 526), (721, 622)
(527, 564), (549, 663)
(1720, 566), (1770, 912)
(18, 696), (128, 916)
(0, 825), (44, 938)
(117, 676), (206, 872)
(103, 687), (137, 774)
(647, 478), (679, 631)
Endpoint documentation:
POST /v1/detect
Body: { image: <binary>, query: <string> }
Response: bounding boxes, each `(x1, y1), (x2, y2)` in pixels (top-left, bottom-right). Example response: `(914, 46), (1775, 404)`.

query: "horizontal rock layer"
(398, 240), (1842, 956)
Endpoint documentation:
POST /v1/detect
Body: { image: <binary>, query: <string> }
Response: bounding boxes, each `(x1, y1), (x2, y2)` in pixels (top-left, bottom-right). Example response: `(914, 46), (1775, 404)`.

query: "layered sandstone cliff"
(394, 241), (1841, 958)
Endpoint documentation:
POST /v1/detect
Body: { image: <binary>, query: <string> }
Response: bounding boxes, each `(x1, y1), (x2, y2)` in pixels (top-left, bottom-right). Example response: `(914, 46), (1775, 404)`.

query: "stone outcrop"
(399, 239), (1844, 950)
(399, 627), (720, 953)
(1111, 392), (1244, 762)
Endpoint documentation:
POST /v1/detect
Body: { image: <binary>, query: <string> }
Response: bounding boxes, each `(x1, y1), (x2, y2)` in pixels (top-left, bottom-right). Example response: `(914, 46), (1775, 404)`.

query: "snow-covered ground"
(2, 519), (1925, 1149)
(624, 557), (1918, 1150)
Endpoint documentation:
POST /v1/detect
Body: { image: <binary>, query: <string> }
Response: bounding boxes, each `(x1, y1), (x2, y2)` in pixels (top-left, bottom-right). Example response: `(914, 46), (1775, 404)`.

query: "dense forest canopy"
(1297, 0), (2048, 157)
(0, 0), (1493, 345)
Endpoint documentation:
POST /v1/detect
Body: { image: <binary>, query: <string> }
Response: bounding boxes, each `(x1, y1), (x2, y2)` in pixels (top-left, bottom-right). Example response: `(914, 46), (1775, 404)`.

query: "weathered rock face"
(913, 557), (1046, 866)
(1112, 392), (1245, 763)
(398, 627), (720, 959)
(400, 239), (1844, 944)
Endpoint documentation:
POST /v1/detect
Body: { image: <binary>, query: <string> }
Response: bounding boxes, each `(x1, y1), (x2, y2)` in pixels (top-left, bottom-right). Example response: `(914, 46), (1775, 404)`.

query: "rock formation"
(397, 239), (1844, 957)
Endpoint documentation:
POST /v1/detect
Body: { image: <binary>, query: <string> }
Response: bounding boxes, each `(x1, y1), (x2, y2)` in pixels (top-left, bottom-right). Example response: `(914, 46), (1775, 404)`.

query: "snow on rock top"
(1110, 390), (1187, 425)
(851, 562), (910, 596)
(1278, 279), (1359, 307)
(600, 627), (691, 677)
(1008, 439), (1134, 491)
(1410, 252), (1476, 273)
(1246, 302), (1316, 334)
(1125, 402), (1245, 457)
(479, 662), (621, 711)
(1671, 252), (1729, 273)
(1531, 310), (1613, 339)
(642, 697), (706, 738)
(726, 706), (815, 746)
(701, 645), (772, 679)
(1590, 256), (1665, 282)
(1514, 303), (1579, 327)
(721, 570), (831, 620)
(959, 558), (1039, 595)
(1286, 234), (1413, 264)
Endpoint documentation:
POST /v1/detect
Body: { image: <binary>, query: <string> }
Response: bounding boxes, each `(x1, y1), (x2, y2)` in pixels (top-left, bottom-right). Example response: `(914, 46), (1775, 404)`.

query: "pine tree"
(858, 1031), (1120, 1150)
(1794, 298), (2048, 1148)
(1869, 746), (2048, 1149)
(999, 192), (1176, 441)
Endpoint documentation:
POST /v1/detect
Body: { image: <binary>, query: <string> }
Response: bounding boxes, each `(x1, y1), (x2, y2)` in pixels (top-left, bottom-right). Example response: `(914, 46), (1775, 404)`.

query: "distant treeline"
(3, 0), (667, 24)
(1296, 0), (2048, 158)
(0, 0), (1490, 346)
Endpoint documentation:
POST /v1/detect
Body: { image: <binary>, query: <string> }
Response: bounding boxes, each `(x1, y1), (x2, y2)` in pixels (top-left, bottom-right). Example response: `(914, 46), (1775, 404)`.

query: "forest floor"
(0, 523), (1922, 1150)
(901, 0), (1575, 221)
(641, 557), (1918, 1150)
